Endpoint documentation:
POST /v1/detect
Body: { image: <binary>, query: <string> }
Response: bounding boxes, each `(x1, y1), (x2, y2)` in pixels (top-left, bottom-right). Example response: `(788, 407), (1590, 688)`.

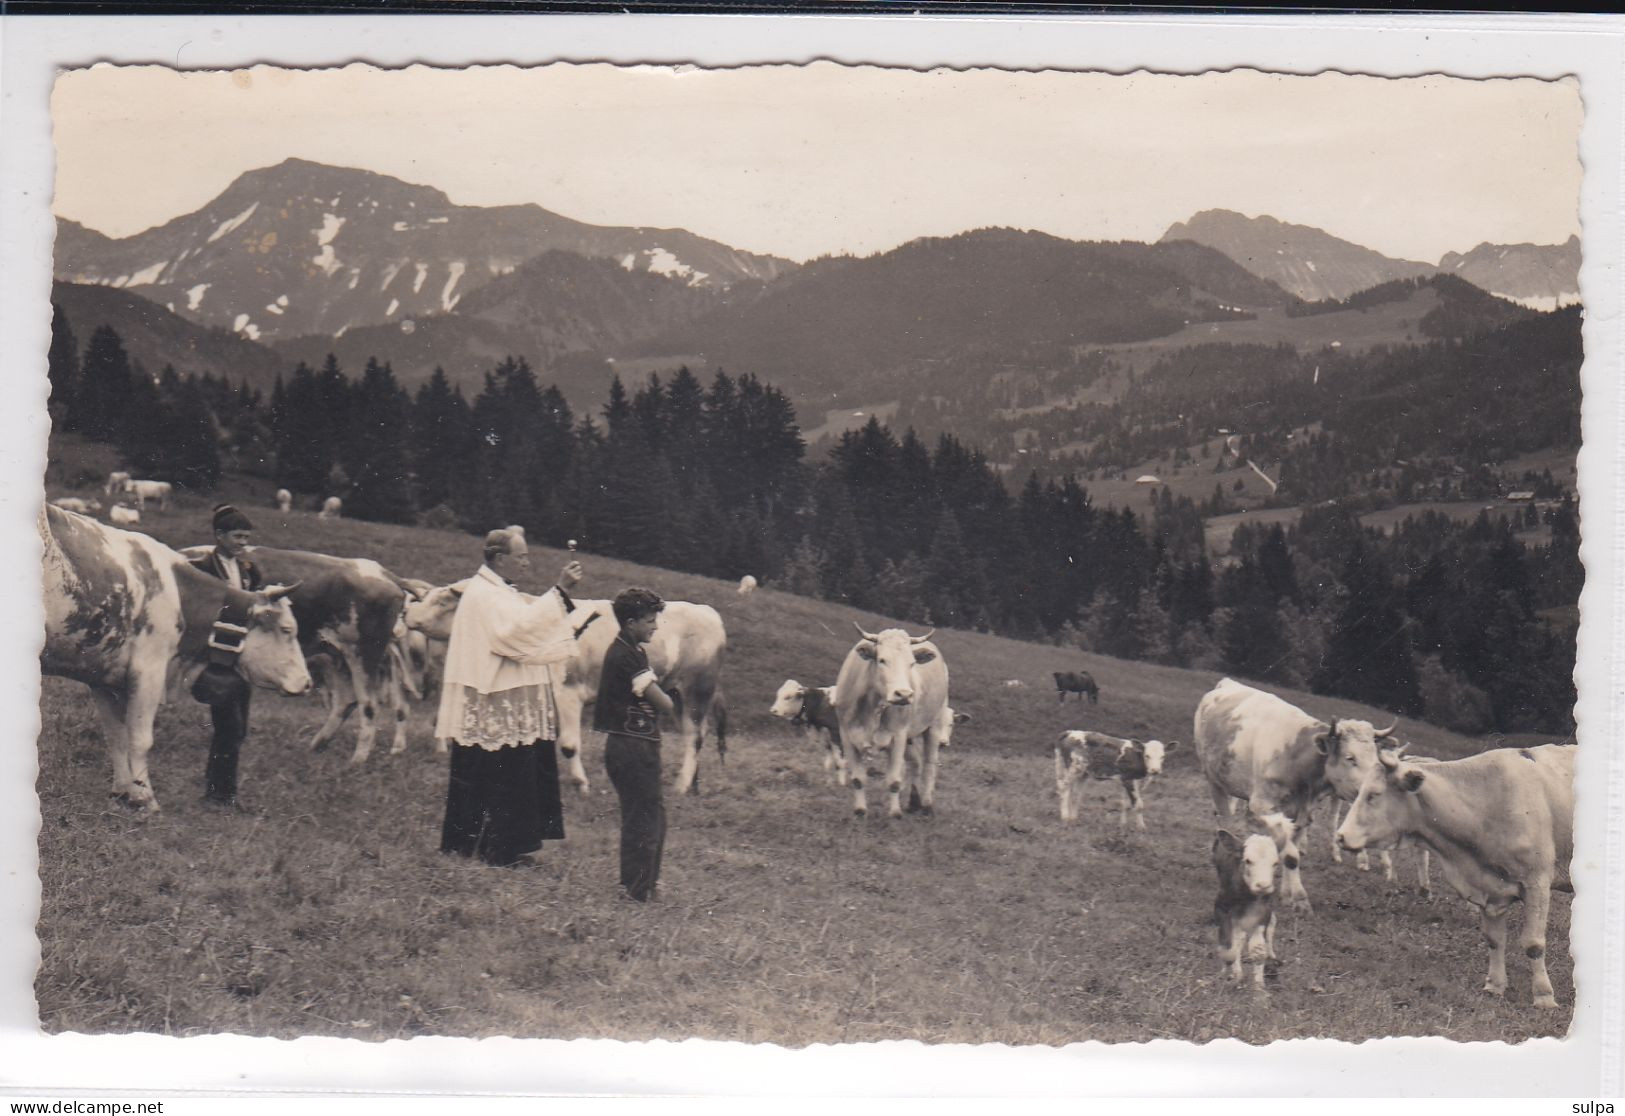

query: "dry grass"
(34, 497), (1574, 1044)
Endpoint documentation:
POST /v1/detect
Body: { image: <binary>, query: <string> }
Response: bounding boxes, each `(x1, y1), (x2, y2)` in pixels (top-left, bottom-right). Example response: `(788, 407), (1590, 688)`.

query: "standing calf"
(1212, 830), (1280, 989)
(1054, 730), (1177, 830)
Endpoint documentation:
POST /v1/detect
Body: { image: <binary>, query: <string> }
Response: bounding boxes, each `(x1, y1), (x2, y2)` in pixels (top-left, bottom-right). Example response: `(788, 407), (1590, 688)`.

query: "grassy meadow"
(34, 488), (1574, 1044)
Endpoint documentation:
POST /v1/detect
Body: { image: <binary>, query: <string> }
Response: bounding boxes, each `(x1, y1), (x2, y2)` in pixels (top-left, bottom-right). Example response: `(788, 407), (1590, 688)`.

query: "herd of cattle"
(39, 493), (1576, 1013)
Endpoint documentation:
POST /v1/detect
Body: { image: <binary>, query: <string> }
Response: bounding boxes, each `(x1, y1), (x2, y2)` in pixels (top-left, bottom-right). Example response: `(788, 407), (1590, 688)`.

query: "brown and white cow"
(404, 586), (727, 796)
(1193, 678), (1395, 913)
(1337, 743), (1576, 1008)
(41, 506), (309, 811)
(184, 545), (418, 763)
(770, 679), (844, 784)
(1213, 829), (1280, 989)
(834, 625), (950, 818)
(1054, 730), (1179, 830)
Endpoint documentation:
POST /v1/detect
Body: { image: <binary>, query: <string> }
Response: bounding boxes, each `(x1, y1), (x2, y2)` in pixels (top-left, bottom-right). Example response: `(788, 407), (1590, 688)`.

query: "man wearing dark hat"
(188, 504), (264, 806)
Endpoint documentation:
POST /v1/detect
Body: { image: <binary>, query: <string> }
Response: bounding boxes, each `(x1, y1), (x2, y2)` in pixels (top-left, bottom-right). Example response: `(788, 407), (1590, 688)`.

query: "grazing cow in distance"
(1337, 743), (1576, 1008)
(276, 489), (293, 513)
(41, 505), (309, 811)
(1002, 679), (1026, 689)
(125, 479), (173, 511)
(319, 496), (343, 519)
(109, 505), (140, 527)
(738, 575), (758, 596)
(1054, 730), (1178, 830)
(105, 471), (131, 497)
(1054, 670), (1099, 704)
(51, 497), (102, 515)
(835, 624), (950, 818)
(1213, 830), (1280, 989)
(770, 679), (845, 785)
(1194, 678), (1394, 913)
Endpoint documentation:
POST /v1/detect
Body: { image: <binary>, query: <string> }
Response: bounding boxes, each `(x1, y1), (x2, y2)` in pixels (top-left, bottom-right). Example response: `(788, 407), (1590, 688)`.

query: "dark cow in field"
(1212, 830), (1280, 989)
(1193, 677), (1396, 913)
(835, 625), (950, 818)
(1054, 670), (1099, 703)
(185, 546), (419, 763)
(41, 506), (309, 811)
(1054, 730), (1179, 830)
(1337, 743), (1576, 1009)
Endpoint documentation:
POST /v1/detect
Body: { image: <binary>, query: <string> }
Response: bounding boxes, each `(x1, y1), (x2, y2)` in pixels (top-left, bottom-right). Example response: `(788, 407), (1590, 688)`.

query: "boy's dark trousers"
(604, 733), (665, 900)
(205, 686), (251, 804)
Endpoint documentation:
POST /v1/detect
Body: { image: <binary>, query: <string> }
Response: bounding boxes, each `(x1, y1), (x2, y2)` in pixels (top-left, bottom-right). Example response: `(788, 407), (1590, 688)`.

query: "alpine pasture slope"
(35, 499), (1572, 1043)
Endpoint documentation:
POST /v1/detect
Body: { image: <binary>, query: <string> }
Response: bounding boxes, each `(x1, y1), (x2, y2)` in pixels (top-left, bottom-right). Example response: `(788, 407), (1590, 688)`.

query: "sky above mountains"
(52, 62), (1581, 265)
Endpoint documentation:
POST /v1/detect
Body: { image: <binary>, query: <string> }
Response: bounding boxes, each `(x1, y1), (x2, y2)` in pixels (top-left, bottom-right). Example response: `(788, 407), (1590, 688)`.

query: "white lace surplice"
(442, 680), (560, 751)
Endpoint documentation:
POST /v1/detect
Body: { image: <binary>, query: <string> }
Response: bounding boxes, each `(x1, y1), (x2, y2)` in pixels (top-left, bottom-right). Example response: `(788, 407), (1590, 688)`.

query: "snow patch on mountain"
(208, 203), (259, 244)
(316, 213), (345, 247)
(233, 313), (260, 340)
(186, 283), (210, 310)
(386, 298), (400, 317)
(441, 261), (466, 311)
(379, 261), (406, 291)
(413, 262), (429, 294)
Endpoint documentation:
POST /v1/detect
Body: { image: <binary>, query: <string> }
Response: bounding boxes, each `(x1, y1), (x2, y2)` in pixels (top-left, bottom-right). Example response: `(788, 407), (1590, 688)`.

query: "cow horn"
(263, 581), (301, 599)
(1374, 721), (1398, 739)
(909, 628), (936, 645)
(853, 622), (880, 641)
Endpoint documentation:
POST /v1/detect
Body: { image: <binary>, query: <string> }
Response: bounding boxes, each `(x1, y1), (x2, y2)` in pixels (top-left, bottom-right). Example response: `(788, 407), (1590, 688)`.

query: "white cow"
(320, 496), (343, 519)
(834, 624), (950, 818)
(124, 479), (173, 510)
(109, 504), (140, 526)
(738, 575), (758, 596)
(105, 471), (131, 497)
(1193, 678), (1395, 913)
(276, 488), (293, 513)
(1337, 743), (1576, 1008)
(41, 506), (309, 811)
(405, 586), (727, 796)
(51, 497), (102, 515)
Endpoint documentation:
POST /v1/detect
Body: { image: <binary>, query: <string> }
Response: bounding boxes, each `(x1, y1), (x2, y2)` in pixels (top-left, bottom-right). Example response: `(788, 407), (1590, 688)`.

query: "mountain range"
(51, 158), (1582, 420)
(1162, 209), (1580, 307)
(54, 158), (793, 346)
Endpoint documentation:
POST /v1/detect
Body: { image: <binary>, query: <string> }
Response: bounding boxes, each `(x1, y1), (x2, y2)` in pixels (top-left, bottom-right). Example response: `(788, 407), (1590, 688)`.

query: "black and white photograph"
(6, 10), (1625, 1100)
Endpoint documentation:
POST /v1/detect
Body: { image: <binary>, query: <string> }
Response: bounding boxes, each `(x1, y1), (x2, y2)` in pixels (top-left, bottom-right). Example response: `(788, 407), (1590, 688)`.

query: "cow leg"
(553, 683), (591, 795)
(1122, 778), (1145, 830)
(1520, 877), (1558, 1008)
(1253, 802), (1311, 914)
(1481, 900), (1511, 999)
(1418, 849), (1433, 898)
(307, 656), (355, 752)
(1378, 850), (1396, 882)
(91, 687), (139, 809)
(339, 647), (379, 765)
(917, 728), (942, 816)
(1054, 750), (1074, 823)
(384, 644), (411, 755)
(1208, 783), (1235, 822)
(1329, 801), (1344, 864)
(1247, 925), (1268, 989)
(116, 674), (165, 811)
(670, 703), (704, 797)
(883, 736), (909, 819)
(1217, 911), (1241, 982)
(1265, 910), (1278, 961)
(847, 739), (868, 817)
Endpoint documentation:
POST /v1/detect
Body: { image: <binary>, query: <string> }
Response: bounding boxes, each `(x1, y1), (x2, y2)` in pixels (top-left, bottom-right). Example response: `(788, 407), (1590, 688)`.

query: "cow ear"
(1313, 730), (1333, 756)
(1164, 740), (1180, 753)
(1400, 767), (1426, 793)
(448, 583), (467, 598)
(912, 647), (936, 664)
(855, 641), (876, 661)
(954, 711), (972, 724)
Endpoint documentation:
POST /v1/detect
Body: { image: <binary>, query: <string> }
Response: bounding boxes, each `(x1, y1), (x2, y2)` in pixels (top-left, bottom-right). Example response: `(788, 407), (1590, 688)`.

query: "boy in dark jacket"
(188, 504), (264, 806)
(594, 588), (675, 900)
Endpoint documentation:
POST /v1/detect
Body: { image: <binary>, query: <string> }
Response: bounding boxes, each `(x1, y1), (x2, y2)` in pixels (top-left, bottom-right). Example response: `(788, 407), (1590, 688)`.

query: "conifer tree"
(75, 325), (135, 445)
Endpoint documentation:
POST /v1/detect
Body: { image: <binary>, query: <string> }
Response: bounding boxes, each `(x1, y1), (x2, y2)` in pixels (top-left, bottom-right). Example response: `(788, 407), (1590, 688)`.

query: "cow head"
(1314, 717), (1396, 801)
(852, 624), (936, 705)
(237, 586), (312, 695)
(1336, 744), (1419, 854)
(1142, 739), (1178, 776)
(1213, 830), (1279, 897)
(769, 679), (808, 720)
(403, 580), (466, 642)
